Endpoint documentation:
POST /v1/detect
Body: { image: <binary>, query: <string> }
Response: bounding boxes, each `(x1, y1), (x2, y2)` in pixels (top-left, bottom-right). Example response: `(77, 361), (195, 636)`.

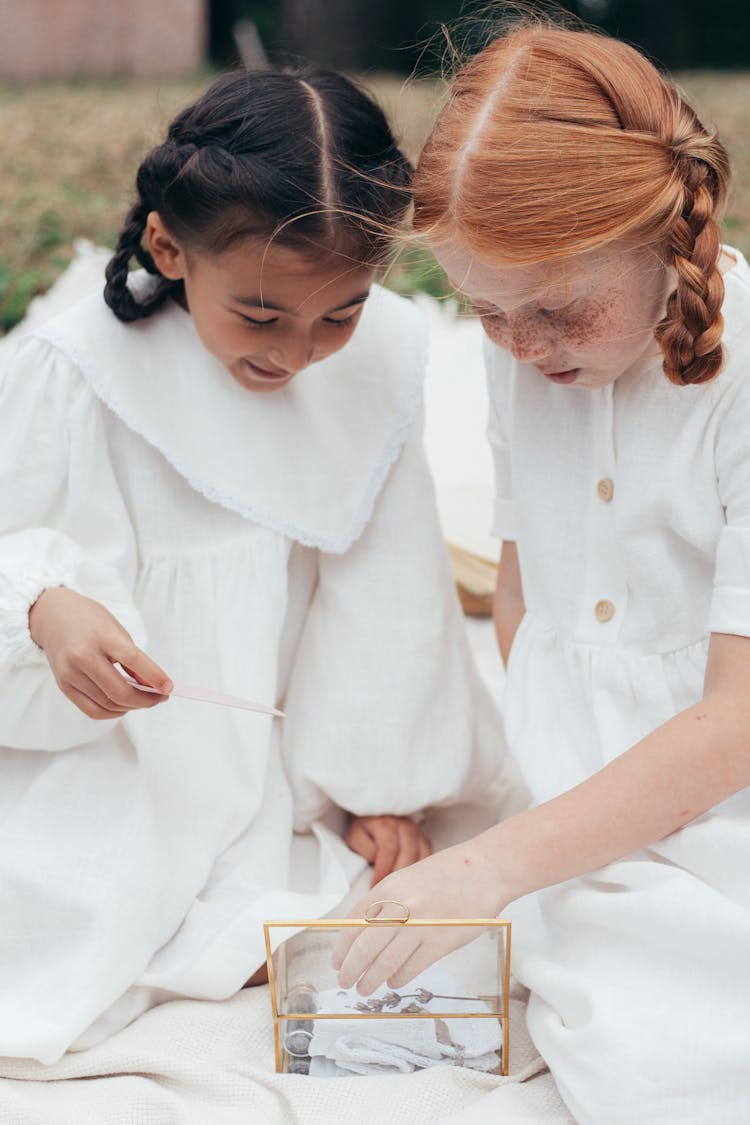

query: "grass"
(1, 69), (749, 331)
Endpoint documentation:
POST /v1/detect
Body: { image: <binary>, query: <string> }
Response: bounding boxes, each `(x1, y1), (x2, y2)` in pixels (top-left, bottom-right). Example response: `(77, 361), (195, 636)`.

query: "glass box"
(263, 915), (511, 1077)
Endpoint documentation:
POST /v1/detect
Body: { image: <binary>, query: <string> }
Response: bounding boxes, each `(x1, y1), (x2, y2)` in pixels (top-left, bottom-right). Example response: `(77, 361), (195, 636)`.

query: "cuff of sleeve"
(708, 527), (750, 636)
(708, 587), (750, 636)
(0, 572), (71, 666)
(491, 498), (517, 541)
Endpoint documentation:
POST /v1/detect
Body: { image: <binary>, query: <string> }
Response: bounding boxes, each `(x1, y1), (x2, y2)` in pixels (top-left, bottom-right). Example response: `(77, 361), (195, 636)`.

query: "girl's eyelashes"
(536, 301), (576, 318)
(240, 314), (279, 329)
(323, 311), (360, 328)
(238, 308), (363, 330)
(473, 300), (576, 320)
(473, 301), (506, 319)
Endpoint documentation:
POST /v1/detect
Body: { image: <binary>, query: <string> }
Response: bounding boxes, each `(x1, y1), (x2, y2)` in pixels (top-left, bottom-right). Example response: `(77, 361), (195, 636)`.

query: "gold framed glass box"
(263, 915), (511, 1077)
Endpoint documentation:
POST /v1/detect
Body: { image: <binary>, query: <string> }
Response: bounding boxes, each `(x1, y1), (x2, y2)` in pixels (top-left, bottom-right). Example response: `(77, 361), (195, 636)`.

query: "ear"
(145, 212), (187, 280)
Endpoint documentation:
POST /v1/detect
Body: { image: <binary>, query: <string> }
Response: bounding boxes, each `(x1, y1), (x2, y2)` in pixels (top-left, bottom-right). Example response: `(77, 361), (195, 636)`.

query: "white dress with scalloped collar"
(0, 281), (517, 1064)
(485, 249), (750, 1124)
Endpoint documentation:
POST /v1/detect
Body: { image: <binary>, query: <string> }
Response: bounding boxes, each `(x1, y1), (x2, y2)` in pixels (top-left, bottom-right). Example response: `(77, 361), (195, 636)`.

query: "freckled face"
(433, 240), (672, 389)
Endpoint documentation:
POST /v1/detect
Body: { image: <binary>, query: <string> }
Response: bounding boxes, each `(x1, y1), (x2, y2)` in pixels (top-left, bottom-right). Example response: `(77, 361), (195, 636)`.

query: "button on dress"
(485, 250), (750, 1124)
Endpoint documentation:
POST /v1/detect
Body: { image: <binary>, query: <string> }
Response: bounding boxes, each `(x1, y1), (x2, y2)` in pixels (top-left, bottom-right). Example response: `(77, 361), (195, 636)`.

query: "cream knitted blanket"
(0, 980), (573, 1124)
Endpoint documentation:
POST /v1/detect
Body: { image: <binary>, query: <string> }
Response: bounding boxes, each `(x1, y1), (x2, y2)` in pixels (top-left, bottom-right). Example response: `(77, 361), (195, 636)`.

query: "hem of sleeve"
(491, 499), (517, 541)
(0, 572), (71, 666)
(708, 588), (750, 638)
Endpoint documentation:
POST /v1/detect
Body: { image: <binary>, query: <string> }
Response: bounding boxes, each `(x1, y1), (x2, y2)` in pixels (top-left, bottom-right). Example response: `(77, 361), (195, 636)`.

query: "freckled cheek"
(479, 314), (512, 349)
(564, 306), (625, 356)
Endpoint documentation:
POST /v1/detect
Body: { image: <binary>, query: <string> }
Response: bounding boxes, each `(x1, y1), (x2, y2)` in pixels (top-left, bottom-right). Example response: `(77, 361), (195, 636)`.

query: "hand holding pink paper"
(29, 585), (282, 720)
(124, 674), (284, 717)
(29, 586), (173, 721)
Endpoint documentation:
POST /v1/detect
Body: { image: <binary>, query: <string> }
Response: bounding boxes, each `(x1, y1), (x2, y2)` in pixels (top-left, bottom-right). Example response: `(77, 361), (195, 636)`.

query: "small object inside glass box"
(263, 917), (511, 1077)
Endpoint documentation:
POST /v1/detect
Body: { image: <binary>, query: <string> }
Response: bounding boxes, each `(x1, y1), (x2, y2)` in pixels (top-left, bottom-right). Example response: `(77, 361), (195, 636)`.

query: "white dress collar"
(33, 282), (426, 553)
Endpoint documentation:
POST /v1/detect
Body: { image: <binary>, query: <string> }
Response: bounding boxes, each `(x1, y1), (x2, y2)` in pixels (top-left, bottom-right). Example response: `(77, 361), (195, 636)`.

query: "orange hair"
(414, 24), (731, 385)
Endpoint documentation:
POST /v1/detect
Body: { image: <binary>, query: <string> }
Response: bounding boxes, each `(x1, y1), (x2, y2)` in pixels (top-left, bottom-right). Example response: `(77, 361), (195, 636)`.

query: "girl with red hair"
(336, 23), (750, 1122)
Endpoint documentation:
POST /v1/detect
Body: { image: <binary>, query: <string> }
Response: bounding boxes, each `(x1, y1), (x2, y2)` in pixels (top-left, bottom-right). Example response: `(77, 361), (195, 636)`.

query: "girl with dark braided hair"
(0, 68), (516, 1061)
(335, 25), (750, 1123)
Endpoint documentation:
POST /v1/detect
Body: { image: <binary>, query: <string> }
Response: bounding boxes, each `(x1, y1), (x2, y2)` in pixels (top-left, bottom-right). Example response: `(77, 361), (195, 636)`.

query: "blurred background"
(1, 0), (749, 332)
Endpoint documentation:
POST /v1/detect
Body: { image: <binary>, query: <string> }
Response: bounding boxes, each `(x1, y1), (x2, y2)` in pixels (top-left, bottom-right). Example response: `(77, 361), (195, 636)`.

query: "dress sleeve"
(280, 409), (522, 831)
(483, 337), (516, 541)
(0, 336), (147, 750)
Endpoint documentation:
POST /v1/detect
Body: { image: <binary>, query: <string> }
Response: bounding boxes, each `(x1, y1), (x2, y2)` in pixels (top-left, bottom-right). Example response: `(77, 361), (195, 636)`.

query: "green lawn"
(1, 70), (748, 331)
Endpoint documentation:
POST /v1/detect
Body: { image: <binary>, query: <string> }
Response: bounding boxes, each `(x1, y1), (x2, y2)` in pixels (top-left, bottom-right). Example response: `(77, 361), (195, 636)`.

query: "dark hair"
(104, 67), (412, 322)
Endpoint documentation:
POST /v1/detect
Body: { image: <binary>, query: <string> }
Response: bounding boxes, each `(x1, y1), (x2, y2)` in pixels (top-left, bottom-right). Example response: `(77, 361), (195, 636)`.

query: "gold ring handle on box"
(363, 899), (410, 924)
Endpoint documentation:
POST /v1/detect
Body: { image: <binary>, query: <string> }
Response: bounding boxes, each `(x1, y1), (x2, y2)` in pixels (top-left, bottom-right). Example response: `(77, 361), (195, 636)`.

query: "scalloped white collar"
(34, 282), (426, 554)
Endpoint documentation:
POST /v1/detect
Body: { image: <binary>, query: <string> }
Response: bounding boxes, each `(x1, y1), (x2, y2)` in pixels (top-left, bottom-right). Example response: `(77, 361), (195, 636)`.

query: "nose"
(507, 313), (553, 363)
(268, 332), (315, 375)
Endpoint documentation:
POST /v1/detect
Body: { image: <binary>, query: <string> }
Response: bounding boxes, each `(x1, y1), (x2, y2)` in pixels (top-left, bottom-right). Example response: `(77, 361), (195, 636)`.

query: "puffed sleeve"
(0, 336), (147, 750)
(484, 337), (516, 541)
(280, 409), (523, 831)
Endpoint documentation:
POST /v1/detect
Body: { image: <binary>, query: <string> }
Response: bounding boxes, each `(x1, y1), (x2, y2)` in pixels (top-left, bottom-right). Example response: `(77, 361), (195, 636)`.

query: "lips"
(539, 368), (579, 385)
(243, 359), (290, 381)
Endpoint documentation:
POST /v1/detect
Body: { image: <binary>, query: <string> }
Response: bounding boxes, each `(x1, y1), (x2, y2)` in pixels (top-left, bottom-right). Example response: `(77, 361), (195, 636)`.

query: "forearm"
(493, 541), (525, 666)
(477, 691), (750, 904)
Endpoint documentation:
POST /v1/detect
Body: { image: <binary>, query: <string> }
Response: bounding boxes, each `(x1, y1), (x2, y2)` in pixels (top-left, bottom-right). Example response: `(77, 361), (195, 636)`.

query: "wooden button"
(597, 478), (614, 502)
(595, 599), (615, 623)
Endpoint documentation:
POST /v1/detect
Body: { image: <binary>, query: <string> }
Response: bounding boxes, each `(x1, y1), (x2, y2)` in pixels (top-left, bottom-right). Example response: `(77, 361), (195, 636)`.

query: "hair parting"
(414, 18), (731, 385)
(105, 67), (413, 323)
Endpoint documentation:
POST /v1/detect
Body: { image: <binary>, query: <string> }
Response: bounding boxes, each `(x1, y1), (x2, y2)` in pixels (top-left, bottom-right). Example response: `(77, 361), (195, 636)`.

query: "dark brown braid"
(103, 140), (199, 321)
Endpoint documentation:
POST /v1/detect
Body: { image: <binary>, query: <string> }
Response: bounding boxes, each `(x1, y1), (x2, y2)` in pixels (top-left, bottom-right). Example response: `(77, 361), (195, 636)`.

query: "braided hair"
(413, 23), (731, 385)
(654, 112), (729, 385)
(105, 68), (412, 323)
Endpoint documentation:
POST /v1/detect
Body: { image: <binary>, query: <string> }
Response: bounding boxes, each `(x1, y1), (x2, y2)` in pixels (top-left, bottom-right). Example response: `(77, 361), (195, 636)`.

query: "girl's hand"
(29, 586), (172, 720)
(332, 836), (507, 995)
(344, 814), (433, 887)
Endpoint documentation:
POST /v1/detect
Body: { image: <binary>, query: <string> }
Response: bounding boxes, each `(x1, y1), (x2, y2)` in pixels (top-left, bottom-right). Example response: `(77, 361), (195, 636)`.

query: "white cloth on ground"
(488, 247), (750, 1124)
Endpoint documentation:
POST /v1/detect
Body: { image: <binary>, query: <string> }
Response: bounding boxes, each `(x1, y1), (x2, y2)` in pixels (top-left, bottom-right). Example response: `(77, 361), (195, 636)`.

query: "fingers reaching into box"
(331, 838), (507, 995)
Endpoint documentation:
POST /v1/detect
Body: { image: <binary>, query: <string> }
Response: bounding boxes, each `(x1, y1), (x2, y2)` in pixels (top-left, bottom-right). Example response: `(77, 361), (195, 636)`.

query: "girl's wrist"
(28, 585), (71, 650)
(28, 587), (52, 649)
(470, 816), (541, 909)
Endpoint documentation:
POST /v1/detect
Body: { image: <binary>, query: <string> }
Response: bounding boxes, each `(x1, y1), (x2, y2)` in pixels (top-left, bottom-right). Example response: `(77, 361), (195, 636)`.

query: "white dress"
(0, 281), (516, 1064)
(486, 249), (750, 1124)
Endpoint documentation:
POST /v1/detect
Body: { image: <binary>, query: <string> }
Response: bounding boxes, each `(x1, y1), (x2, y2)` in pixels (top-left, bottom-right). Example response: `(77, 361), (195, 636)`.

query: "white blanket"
(0, 979), (573, 1125)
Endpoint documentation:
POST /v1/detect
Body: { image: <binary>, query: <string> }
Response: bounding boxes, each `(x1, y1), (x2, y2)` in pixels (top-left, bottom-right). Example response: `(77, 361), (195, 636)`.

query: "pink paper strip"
(121, 672), (284, 717)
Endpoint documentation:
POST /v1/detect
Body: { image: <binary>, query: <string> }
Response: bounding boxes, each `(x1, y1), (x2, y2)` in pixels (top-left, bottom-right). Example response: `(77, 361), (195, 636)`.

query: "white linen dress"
(486, 249), (750, 1124)
(0, 281), (516, 1064)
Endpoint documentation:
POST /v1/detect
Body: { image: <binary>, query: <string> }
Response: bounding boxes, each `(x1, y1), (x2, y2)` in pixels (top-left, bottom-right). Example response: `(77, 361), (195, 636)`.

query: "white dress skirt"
(486, 249), (750, 1124)
(0, 280), (521, 1063)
